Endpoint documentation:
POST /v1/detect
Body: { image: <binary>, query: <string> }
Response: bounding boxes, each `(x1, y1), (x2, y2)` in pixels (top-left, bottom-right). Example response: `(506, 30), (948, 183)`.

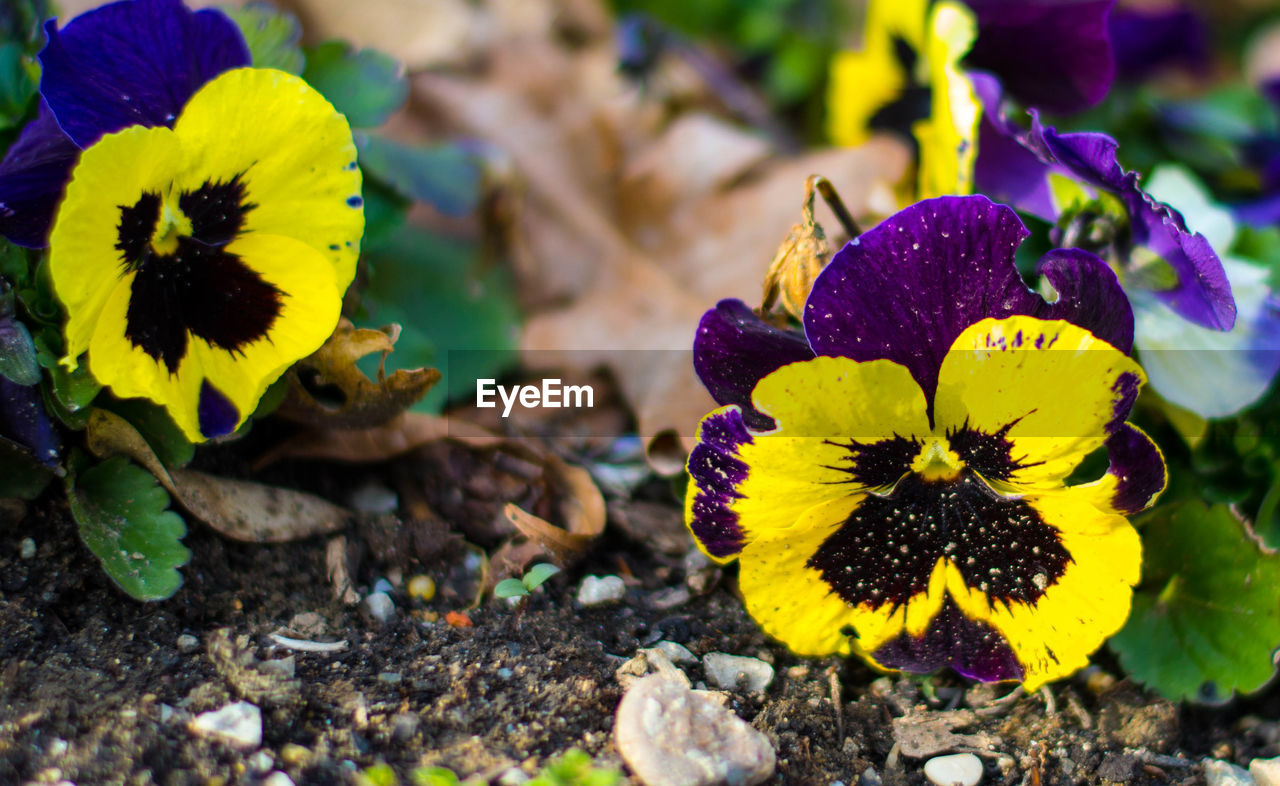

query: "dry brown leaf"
(85, 409), (178, 496)
(275, 319), (441, 430)
(492, 455), (606, 577)
(169, 469), (351, 543)
(253, 413), (506, 468)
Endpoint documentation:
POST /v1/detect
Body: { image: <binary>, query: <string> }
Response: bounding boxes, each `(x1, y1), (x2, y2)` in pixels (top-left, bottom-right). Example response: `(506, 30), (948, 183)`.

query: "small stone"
(1205, 759), (1255, 786)
(280, 743), (310, 767)
(248, 751), (274, 774)
(923, 753), (984, 786)
(654, 640), (697, 664)
(578, 575), (626, 606)
(498, 767), (531, 785)
(407, 575), (436, 602)
(18, 537), (35, 559)
(391, 713), (419, 743)
(189, 701), (262, 751)
(1095, 753), (1141, 782)
(702, 652), (775, 693)
(364, 591), (395, 624)
(1252, 757), (1280, 786)
(176, 634), (200, 654)
(258, 657), (296, 680)
(348, 481), (398, 514)
(262, 773), (296, 786)
(377, 671), (402, 684)
(615, 674), (775, 786)
(859, 767), (882, 786)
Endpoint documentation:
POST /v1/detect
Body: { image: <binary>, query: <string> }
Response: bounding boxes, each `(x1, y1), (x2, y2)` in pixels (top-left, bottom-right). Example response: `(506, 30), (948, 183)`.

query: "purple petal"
(803, 195), (1132, 404)
(197, 379), (238, 439)
(0, 102), (80, 248)
(692, 299), (814, 430)
(0, 376), (60, 467)
(686, 408), (752, 559)
(1263, 78), (1280, 113)
(871, 598), (1024, 683)
(1234, 191), (1280, 228)
(39, 0), (250, 148)
(1108, 5), (1208, 81)
(1099, 424), (1165, 515)
(962, 0), (1115, 115)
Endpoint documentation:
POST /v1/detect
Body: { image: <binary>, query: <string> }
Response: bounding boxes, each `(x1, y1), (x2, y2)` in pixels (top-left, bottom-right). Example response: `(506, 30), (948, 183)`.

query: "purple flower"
(1107, 4), (1208, 82)
(962, 0), (1115, 114)
(1235, 78), (1280, 228)
(0, 0), (250, 248)
(973, 76), (1236, 331)
(686, 195), (1165, 687)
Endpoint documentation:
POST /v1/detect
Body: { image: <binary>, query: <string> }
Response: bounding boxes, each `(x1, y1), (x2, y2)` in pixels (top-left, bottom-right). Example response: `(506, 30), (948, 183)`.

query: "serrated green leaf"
(68, 455), (189, 600)
(1110, 502), (1280, 703)
(102, 398), (194, 468)
(221, 3), (305, 74)
(358, 225), (519, 412)
(522, 562), (560, 590)
(303, 41), (407, 128)
(356, 133), (480, 217)
(494, 578), (529, 599)
(0, 435), (52, 499)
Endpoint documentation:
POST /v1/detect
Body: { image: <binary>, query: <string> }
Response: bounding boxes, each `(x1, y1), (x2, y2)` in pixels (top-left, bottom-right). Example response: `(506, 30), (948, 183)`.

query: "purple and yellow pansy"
(686, 196), (1167, 689)
(0, 0), (363, 442)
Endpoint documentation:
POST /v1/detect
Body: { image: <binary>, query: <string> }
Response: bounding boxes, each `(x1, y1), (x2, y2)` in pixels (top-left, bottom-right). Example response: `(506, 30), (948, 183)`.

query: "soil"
(1, 433), (1278, 786)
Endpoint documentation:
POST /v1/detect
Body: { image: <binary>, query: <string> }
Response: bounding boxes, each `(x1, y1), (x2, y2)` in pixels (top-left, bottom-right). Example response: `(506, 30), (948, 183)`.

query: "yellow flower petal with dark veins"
(827, 0), (928, 148)
(912, 1), (979, 199)
(50, 67), (362, 442)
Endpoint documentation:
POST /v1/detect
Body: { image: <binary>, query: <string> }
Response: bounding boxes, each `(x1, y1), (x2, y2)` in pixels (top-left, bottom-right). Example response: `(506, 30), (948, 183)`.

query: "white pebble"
(702, 652), (775, 693)
(261, 773), (296, 786)
(924, 753), (984, 786)
(1252, 756), (1280, 786)
(18, 537), (34, 559)
(364, 591), (395, 624)
(654, 640), (697, 664)
(176, 634), (199, 653)
(1205, 759), (1256, 786)
(577, 575), (626, 606)
(248, 750), (274, 774)
(347, 482), (398, 514)
(189, 701), (262, 751)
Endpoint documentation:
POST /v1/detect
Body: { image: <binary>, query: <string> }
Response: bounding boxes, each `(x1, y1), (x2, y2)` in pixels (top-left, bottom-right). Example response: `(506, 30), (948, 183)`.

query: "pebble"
(577, 575), (626, 606)
(860, 768), (882, 786)
(175, 634), (200, 654)
(377, 671), (402, 684)
(348, 481), (398, 514)
(407, 575), (436, 602)
(391, 713), (419, 743)
(18, 537), (35, 559)
(364, 592), (395, 624)
(923, 753), (984, 786)
(655, 640), (697, 664)
(1204, 759), (1255, 786)
(1252, 757), (1280, 786)
(280, 743), (310, 767)
(248, 751), (274, 774)
(498, 768), (531, 786)
(702, 653), (775, 693)
(615, 674), (775, 786)
(188, 701), (262, 751)
(262, 773), (296, 786)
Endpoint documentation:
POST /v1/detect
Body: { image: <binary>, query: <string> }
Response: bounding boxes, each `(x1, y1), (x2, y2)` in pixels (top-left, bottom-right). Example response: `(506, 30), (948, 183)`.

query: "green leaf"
(494, 578), (529, 599)
(0, 42), (35, 130)
(0, 435), (53, 499)
(302, 41), (407, 128)
(358, 224), (519, 412)
(0, 238), (32, 287)
(34, 330), (101, 427)
(521, 562), (561, 591)
(102, 398), (194, 468)
(1110, 502), (1280, 703)
(67, 455), (189, 600)
(221, 3), (305, 74)
(356, 133), (481, 217)
(355, 763), (399, 786)
(411, 767), (463, 786)
(0, 316), (40, 385)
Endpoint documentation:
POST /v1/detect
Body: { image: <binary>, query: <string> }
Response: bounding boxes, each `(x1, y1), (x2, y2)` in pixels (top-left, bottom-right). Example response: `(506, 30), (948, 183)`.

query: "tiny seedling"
(494, 562), (561, 602)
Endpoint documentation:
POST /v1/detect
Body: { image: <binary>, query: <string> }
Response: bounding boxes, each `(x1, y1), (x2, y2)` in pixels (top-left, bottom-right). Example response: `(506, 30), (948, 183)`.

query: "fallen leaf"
(891, 709), (1000, 758)
(275, 319), (441, 429)
(169, 468), (351, 543)
(254, 412), (511, 468)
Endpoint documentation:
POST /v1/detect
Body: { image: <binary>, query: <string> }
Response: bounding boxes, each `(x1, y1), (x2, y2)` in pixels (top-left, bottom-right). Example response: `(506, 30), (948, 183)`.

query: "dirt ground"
(1, 433), (1278, 786)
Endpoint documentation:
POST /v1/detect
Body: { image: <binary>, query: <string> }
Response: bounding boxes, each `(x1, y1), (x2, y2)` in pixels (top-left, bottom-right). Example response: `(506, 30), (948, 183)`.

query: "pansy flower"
(49, 66), (363, 442)
(0, 0), (250, 247)
(687, 196), (1166, 688)
(827, 0), (1115, 199)
(1235, 77), (1280, 229)
(974, 82), (1236, 334)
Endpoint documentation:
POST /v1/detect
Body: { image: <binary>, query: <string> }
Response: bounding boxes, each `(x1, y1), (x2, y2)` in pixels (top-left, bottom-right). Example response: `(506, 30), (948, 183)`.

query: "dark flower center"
(808, 470), (1072, 608)
(114, 175), (282, 373)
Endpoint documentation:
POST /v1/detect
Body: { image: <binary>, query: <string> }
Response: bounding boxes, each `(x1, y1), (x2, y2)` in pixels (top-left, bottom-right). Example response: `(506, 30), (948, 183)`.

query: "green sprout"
(494, 563), (561, 601)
